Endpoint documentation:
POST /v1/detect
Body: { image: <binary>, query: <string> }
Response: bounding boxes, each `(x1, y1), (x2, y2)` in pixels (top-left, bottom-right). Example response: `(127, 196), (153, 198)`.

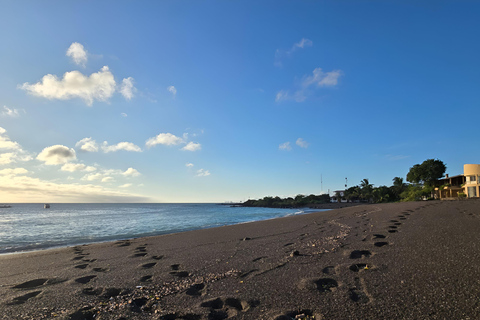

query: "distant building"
(435, 164), (480, 199)
(331, 190), (347, 203)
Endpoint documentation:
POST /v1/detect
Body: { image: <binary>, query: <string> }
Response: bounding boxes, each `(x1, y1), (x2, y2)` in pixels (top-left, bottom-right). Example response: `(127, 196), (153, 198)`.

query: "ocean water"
(0, 203), (326, 254)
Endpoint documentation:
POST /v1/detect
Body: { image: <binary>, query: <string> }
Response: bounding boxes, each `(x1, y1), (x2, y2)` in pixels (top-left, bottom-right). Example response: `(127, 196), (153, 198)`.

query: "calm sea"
(0, 203), (326, 254)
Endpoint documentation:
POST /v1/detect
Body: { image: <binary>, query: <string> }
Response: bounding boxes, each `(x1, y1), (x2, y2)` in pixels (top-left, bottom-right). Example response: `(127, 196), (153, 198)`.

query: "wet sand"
(1, 200), (480, 319)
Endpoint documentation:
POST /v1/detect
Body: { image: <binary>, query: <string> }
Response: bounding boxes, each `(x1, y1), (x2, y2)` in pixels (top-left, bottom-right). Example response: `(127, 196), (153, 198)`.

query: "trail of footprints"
(287, 206), (421, 316)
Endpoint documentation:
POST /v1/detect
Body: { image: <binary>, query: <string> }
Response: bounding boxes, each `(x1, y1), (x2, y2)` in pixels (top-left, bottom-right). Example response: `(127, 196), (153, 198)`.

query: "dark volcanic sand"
(1, 200), (480, 319)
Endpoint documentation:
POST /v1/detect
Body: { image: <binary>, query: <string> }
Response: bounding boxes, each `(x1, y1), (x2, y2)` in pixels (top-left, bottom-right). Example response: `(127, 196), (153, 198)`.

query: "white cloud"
(185, 163), (194, 167)
(196, 169), (210, 177)
(0, 136), (21, 150)
(167, 85), (177, 97)
(102, 141), (142, 153)
(296, 138), (309, 148)
(276, 67), (342, 103)
(102, 176), (114, 182)
(279, 142), (292, 151)
(0, 168), (28, 175)
(61, 163), (96, 172)
(146, 133), (184, 148)
(82, 173), (103, 181)
(37, 145), (76, 165)
(182, 142), (201, 152)
(1, 106), (23, 117)
(75, 137), (99, 152)
(66, 42), (88, 67)
(120, 77), (136, 100)
(20, 66), (116, 106)
(275, 38), (313, 67)
(290, 38), (313, 52)
(275, 90), (290, 103)
(121, 113), (127, 117)
(0, 153), (16, 165)
(122, 167), (140, 177)
(0, 128), (32, 164)
(119, 183), (132, 188)
(303, 68), (342, 87)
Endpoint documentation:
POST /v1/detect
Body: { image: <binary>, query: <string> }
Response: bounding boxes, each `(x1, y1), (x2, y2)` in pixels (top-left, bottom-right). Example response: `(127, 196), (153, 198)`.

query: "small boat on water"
(0, 204), (11, 208)
(44, 204), (50, 209)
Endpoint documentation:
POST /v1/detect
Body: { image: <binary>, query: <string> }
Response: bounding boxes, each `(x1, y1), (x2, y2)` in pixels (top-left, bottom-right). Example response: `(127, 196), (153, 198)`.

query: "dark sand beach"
(1, 200), (480, 319)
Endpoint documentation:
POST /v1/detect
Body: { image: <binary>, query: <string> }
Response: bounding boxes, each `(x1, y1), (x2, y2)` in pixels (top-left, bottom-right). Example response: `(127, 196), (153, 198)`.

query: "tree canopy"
(406, 159), (446, 186)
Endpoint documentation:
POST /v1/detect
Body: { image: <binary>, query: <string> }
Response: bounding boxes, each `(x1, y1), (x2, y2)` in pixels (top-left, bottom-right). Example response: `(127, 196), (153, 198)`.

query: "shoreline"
(2, 200), (480, 319)
(0, 206), (332, 256)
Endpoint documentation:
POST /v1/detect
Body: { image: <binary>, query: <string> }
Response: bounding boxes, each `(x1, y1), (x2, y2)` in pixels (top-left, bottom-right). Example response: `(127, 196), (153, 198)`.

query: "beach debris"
(290, 250), (300, 257)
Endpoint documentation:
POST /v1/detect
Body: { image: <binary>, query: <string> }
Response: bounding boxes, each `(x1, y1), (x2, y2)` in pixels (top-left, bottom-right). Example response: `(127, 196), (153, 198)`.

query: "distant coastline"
(221, 201), (362, 210)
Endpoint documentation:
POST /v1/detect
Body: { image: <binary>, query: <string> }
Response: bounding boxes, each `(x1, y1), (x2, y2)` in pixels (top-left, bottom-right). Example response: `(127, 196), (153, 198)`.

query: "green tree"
(391, 177), (407, 201)
(359, 178), (373, 202)
(406, 159), (446, 186)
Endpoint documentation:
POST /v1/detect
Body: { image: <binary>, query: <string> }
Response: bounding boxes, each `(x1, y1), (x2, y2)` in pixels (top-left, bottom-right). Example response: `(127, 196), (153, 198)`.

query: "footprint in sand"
(7, 291), (42, 305)
(74, 264), (89, 269)
(373, 234), (386, 239)
(170, 271), (190, 278)
(186, 283), (206, 296)
(349, 277), (371, 304)
(322, 266), (337, 275)
(171, 264), (180, 270)
(349, 263), (370, 272)
(151, 255), (164, 260)
(132, 252), (148, 257)
(349, 250), (372, 259)
(75, 275), (97, 284)
(115, 240), (131, 247)
(141, 262), (156, 269)
(200, 297), (253, 318)
(12, 279), (48, 289)
(374, 242), (388, 247)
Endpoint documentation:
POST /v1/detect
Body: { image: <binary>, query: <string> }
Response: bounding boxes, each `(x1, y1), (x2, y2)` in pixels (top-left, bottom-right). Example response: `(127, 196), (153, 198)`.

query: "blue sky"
(0, 1), (479, 202)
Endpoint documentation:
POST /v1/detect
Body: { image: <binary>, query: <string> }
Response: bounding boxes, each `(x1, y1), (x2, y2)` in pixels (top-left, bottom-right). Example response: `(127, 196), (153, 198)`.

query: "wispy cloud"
(275, 38), (313, 67)
(196, 169), (210, 177)
(0, 127), (32, 164)
(76, 137), (99, 152)
(146, 133), (184, 148)
(182, 142), (201, 152)
(120, 77), (137, 100)
(76, 138), (141, 153)
(186, 163), (194, 167)
(296, 138), (309, 148)
(119, 183), (132, 188)
(66, 42), (88, 67)
(279, 142), (292, 151)
(61, 163), (96, 172)
(276, 67), (343, 102)
(121, 113), (127, 117)
(122, 167), (140, 177)
(0, 168), (29, 175)
(385, 154), (410, 161)
(1, 106), (23, 118)
(37, 145), (76, 165)
(102, 141), (142, 153)
(167, 85), (177, 98)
